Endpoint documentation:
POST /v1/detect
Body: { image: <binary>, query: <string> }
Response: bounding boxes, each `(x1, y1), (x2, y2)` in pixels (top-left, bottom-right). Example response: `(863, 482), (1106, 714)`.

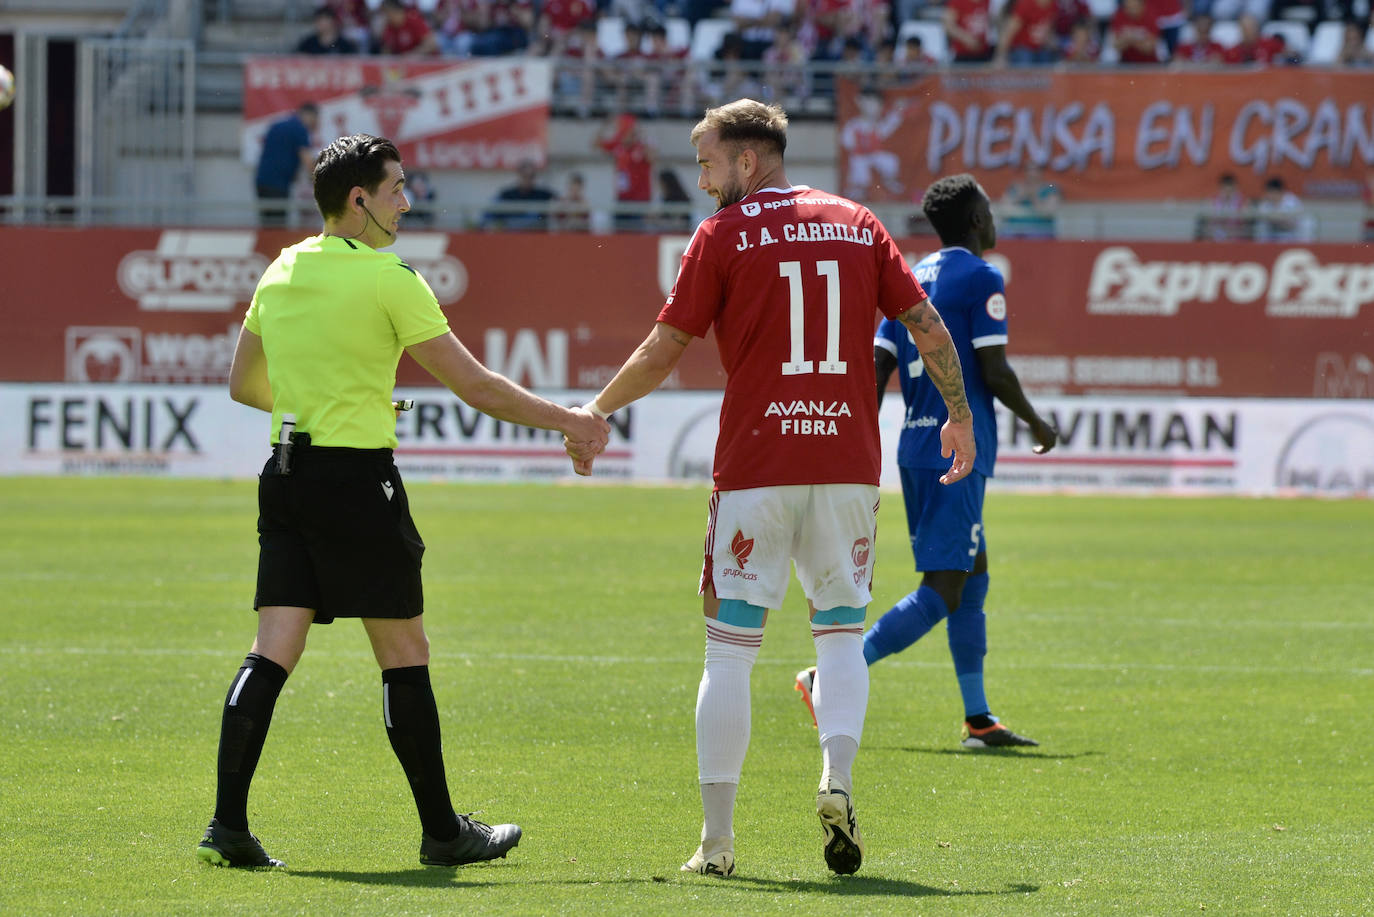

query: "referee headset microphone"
(355, 195), (395, 239)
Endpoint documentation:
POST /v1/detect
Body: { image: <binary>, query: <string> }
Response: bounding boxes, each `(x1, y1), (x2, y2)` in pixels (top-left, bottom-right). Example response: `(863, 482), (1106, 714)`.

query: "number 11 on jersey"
(779, 259), (847, 376)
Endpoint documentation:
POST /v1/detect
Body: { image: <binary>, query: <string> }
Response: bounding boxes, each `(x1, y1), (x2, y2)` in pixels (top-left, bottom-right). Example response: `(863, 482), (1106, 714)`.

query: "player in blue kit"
(796, 173), (1058, 748)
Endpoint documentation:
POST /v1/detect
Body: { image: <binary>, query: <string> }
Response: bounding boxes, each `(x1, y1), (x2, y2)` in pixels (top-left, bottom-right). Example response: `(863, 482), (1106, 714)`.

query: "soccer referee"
(196, 133), (609, 869)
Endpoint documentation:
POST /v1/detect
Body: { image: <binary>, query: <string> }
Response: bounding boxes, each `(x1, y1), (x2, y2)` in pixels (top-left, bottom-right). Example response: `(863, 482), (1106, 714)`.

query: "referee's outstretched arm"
(406, 330), (609, 453)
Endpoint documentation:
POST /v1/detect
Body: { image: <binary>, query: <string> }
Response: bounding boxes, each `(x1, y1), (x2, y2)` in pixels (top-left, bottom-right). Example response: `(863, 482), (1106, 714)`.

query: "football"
(0, 65), (14, 111)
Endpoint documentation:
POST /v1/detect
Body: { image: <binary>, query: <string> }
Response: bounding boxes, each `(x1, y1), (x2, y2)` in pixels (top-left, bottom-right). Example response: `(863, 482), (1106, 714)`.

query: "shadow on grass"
(287, 868), (501, 888)
(872, 746), (1102, 761)
(717, 876), (1039, 897)
(288, 868), (1038, 899)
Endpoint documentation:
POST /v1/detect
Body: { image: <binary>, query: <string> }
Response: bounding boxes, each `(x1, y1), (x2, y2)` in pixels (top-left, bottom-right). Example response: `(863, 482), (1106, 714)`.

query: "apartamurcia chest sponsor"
(765, 399), (852, 435)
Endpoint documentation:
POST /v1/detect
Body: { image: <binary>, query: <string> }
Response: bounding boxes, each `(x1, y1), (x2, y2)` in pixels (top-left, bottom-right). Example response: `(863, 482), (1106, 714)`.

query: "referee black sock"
(213, 653), (289, 832)
(382, 666), (459, 841)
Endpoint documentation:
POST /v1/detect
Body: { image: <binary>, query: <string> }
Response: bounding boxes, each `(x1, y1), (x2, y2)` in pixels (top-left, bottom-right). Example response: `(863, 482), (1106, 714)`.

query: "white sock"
(812, 625), (868, 793)
(695, 618), (762, 839)
(700, 783), (738, 844)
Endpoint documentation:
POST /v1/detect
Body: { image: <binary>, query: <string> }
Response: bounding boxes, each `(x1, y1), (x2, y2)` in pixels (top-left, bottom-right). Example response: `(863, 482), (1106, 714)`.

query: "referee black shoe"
(195, 818), (285, 868)
(419, 814), (522, 866)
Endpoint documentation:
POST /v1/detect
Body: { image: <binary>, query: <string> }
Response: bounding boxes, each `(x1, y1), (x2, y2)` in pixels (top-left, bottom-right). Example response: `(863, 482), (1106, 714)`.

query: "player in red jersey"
(572, 99), (975, 878)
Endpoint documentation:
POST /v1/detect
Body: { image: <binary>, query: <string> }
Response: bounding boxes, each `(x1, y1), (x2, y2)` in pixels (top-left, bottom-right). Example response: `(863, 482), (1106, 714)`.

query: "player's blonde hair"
(690, 99), (788, 158)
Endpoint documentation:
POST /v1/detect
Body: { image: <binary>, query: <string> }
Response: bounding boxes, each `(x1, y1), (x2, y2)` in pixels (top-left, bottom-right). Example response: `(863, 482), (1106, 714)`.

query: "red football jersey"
(659, 186), (928, 491)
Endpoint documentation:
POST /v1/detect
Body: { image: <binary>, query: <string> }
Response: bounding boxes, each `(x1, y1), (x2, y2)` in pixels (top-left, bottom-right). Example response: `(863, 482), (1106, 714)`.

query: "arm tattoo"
(899, 304), (972, 424)
(923, 341), (973, 423)
(667, 328), (693, 347)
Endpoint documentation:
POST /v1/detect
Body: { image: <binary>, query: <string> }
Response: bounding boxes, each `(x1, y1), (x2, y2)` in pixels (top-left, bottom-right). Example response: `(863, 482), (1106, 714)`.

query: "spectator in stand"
(902, 34), (939, 67)
(610, 23), (650, 113)
(944, 0), (995, 63)
(1254, 175), (1308, 241)
(1174, 13), (1227, 63)
(552, 171), (592, 232)
(552, 19), (605, 116)
(484, 159), (556, 230)
(536, 0), (597, 55)
(254, 103), (319, 228)
(317, 0), (374, 51)
(807, 0), (856, 61)
(1222, 14), (1291, 64)
(763, 23), (813, 101)
(405, 170), (437, 225)
(470, 0), (535, 56)
(639, 23), (696, 117)
(999, 164), (1060, 238)
(995, 0), (1062, 65)
(1060, 17), (1101, 61)
(702, 32), (763, 102)
(298, 7), (361, 54)
(1051, 0), (1093, 50)
(378, 0), (440, 55)
(654, 168), (695, 232)
(1108, 0), (1162, 63)
(1201, 172), (1251, 240)
(731, 0), (798, 60)
(1151, 0), (1186, 56)
(596, 113), (655, 231)
(433, 0), (476, 56)
(1335, 21), (1374, 66)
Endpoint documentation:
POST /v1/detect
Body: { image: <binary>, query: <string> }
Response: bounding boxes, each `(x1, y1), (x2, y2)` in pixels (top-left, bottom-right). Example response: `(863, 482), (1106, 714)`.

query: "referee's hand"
(564, 407), (610, 476)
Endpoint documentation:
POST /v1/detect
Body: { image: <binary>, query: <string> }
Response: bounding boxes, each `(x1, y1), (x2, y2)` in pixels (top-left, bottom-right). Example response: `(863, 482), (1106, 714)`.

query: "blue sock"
(949, 572), (990, 718)
(863, 585), (949, 665)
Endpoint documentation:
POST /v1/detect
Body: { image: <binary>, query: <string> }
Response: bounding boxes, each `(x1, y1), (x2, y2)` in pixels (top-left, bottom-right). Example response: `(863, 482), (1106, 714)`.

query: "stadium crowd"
(296, 0), (1374, 73)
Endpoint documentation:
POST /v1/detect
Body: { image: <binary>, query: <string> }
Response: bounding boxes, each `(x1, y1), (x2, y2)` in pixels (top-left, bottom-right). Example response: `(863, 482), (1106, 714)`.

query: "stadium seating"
(1208, 19), (1244, 48)
(598, 16), (630, 57)
(1261, 19), (1310, 59)
(897, 19), (949, 63)
(690, 18), (734, 61)
(665, 17), (692, 51)
(1307, 21), (1346, 63)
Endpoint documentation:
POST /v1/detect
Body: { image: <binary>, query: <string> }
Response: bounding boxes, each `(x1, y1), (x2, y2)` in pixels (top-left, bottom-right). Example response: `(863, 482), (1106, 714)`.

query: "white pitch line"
(5, 643), (1371, 677)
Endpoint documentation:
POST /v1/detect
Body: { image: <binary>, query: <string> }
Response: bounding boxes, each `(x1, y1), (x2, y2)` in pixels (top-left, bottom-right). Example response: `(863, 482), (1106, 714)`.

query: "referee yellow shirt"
(244, 234), (450, 449)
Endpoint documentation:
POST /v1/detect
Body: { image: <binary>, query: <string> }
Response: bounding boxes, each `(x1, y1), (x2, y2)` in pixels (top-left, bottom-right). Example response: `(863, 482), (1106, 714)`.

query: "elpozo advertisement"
(3, 384), (1370, 499)
(2, 228), (1368, 401)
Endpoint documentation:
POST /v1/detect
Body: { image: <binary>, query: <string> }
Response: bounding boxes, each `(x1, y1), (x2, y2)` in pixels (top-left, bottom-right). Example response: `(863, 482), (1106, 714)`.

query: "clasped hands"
(563, 405), (611, 477)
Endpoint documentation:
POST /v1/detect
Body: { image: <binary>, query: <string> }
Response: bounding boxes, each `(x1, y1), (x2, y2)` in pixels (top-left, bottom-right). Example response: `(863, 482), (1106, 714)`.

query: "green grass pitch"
(1, 478), (1370, 915)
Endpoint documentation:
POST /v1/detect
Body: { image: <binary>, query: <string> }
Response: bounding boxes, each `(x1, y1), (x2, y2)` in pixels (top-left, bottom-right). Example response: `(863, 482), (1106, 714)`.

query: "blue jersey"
(255, 115), (311, 193)
(875, 247), (1007, 477)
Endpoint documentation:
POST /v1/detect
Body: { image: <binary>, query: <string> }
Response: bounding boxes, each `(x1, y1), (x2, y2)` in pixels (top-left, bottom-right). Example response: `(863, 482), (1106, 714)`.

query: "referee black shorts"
(254, 445), (424, 624)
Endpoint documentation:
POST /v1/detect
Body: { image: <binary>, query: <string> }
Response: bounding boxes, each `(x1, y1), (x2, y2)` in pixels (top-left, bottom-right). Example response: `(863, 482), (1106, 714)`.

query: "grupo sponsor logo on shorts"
(1086, 247), (1374, 318)
(1274, 413), (1374, 496)
(390, 233), (468, 304)
(723, 529), (759, 580)
(851, 536), (871, 584)
(117, 231), (268, 312)
(66, 327), (141, 383)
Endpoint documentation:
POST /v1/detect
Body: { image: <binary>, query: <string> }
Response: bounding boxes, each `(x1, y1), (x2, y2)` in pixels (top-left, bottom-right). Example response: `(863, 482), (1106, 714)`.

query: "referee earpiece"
(355, 196), (364, 206)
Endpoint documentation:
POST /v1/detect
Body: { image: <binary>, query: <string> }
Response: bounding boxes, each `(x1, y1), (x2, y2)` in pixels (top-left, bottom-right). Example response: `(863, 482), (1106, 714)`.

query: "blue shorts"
(898, 466), (987, 573)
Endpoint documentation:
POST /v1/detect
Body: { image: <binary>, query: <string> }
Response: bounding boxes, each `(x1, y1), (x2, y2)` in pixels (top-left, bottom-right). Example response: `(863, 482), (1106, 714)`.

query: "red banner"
(836, 71), (1374, 202)
(243, 56), (551, 171)
(1, 227), (1369, 400)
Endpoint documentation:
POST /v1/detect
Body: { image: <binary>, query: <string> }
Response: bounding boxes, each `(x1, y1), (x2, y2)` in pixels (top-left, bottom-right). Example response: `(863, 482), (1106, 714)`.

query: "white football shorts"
(700, 483), (880, 612)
